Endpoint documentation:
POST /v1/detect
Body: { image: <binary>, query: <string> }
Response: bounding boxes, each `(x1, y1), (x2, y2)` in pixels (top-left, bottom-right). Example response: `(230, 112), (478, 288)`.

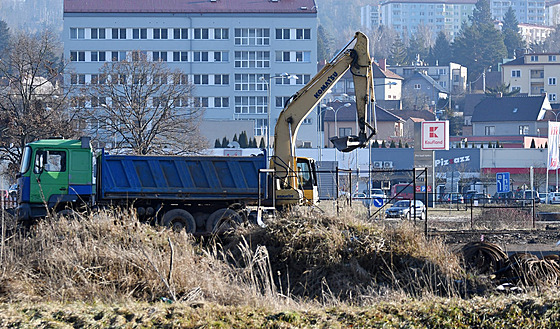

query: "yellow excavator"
(272, 31), (375, 205)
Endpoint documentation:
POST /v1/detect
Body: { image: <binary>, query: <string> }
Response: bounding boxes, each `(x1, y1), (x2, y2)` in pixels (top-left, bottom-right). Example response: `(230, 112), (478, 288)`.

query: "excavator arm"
(271, 32), (375, 197)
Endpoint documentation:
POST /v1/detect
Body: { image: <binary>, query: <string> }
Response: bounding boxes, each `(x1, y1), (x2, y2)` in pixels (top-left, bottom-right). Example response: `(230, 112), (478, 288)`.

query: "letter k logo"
(429, 126), (438, 138)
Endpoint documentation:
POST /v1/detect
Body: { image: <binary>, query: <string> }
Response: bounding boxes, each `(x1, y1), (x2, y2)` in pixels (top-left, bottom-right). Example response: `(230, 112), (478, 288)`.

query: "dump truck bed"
(98, 153), (267, 201)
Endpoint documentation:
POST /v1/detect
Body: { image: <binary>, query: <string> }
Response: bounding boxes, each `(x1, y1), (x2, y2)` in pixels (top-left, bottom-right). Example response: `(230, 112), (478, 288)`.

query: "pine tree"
(453, 0), (506, 82)
(389, 35), (407, 65)
(259, 138), (265, 149)
(496, 140), (501, 148)
(390, 140), (396, 148)
(381, 140), (387, 148)
(233, 134), (238, 142)
(531, 139), (536, 148)
(488, 141), (493, 148)
(407, 34), (429, 64)
(429, 31), (452, 66)
(373, 140), (379, 148)
(214, 139), (222, 148)
(317, 25), (335, 62)
(398, 140), (403, 148)
(405, 142), (409, 148)
(502, 7), (524, 58)
(222, 137), (229, 148)
(239, 131), (249, 148)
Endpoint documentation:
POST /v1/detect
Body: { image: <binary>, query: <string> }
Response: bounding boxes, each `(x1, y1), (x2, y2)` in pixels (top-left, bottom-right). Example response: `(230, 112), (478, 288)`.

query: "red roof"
(64, 0), (317, 14)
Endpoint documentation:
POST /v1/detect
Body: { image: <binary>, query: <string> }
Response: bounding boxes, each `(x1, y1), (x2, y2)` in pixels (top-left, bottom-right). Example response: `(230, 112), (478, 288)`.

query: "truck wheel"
(206, 208), (242, 234)
(162, 209), (196, 233)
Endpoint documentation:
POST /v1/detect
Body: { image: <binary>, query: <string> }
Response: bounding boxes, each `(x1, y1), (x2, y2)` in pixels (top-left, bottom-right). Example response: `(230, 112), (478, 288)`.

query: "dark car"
(441, 193), (464, 204)
(493, 191), (514, 204)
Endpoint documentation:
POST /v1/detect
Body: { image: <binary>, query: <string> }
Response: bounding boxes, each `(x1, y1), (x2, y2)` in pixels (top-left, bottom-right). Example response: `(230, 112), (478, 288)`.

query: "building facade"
(491, 0), (546, 25)
(389, 62), (467, 94)
(63, 0), (318, 148)
(502, 53), (560, 104)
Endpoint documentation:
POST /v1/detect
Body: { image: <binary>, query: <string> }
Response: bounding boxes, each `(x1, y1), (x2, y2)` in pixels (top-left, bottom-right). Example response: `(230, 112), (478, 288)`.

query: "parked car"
(385, 200), (426, 220)
(548, 192), (560, 204)
(441, 193), (464, 204)
(493, 191), (514, 203)
(469, 192), (492, 204)
(515, 190), (540, 205)
(539, 192), (548, 204)
(352, 192), (367, 200)
(362, 189), (386, 207)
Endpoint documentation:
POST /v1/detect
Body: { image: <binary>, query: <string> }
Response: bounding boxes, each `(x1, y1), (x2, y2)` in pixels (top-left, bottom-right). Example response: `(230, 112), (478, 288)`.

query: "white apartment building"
(63, 0), (319, 147)
(518, 23), (553, 44)
(491, 0), (546, 25)
(502, 53), (560, 103)
(362, 0), (477, 39)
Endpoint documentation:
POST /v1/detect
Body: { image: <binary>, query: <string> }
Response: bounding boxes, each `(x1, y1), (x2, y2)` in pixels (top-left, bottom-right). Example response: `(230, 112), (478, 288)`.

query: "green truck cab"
(17, 137), (94, 221)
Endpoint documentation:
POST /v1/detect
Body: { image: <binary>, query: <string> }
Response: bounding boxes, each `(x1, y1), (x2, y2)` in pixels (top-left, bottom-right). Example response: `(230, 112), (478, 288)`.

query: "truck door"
(30, 149), (69, 204)
(296, 158), (318, 204)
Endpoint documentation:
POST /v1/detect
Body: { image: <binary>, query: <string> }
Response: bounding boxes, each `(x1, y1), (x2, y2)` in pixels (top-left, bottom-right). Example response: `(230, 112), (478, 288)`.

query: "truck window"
(20, 146), (32, 174)
(34, 150), (66, 173)
(296, 160), (313, 189)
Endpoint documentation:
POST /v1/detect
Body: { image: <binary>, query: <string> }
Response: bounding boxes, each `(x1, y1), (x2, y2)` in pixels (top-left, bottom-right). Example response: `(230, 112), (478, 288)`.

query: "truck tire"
(162, 209), (196, 233)
(206, 208), (242, 234)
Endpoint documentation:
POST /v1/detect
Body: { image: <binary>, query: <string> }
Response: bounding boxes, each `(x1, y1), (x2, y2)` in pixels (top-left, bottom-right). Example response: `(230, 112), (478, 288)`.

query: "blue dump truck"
(16, 137), (283, 233)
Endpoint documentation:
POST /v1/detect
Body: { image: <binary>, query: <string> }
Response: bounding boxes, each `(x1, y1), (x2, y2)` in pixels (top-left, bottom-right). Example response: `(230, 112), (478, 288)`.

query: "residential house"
(502, 53), (560, 104)
(390, 62), (467, 94)
(63, 0), (318, 147)
(401, 72), (448, 111)
(322, 101), (404, 147)
(470, 95), (551, 147)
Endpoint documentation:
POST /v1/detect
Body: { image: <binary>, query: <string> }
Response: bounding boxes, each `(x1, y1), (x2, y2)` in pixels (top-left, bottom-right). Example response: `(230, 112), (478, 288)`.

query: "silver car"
(385, 200), (426, 220)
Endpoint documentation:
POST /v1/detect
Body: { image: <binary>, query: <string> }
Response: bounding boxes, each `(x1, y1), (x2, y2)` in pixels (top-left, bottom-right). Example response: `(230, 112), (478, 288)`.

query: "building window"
(485, 126), (495, 135)
(153, 28), (168, 39)
(234, 51), (270, 68)
(214, 74), (229, 85)
(234, 96), (268, 114)
(70, 51), (85, 62)
(90, 28), (105, 39)
(549, 77), (557, 85)
(70, 74), (86, 85)
(195, 97), (209, 108)
(194, 28), (209, 39)
(549, 55), (557, 61)
(275, 51), (310, 62)
(70, 28), (85, 39)
(111, 51), (127, 61)
(132, 28), (147, 39)
(214, 51), (229, 62)
(414, 84), (421, 89)
(530, 55), (538, 61)
(234, 28), (270, 46)
(339, 127), (352, 137)
(90, 51), (106, 62)
(174, 74), (189, 85)
(214, 28), (229, 40)
(234, 74), (268, 91)
(152, 51), (167, 62)
(214, 97), (229, 108)
(275, 96), (291, 108)
(193, 51), (209, 62)
(296, 28), (311, 39)
(276, 28), (290, 39)
(173, 28), (188, 39)
(437, 68), (446, 74)
(302, 118), (312, 124)
(112, 28), (126, 39)
(173, 51), (188, 62)
(519, 125), (529, 135)
(193, 74), (209, 85)
(550, 93), (557, 101)
(511, 70), (521, 77)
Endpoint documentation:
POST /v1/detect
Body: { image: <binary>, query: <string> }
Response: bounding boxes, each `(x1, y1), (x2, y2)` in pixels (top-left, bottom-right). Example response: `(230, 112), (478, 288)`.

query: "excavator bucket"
(330, 135), (365, 152)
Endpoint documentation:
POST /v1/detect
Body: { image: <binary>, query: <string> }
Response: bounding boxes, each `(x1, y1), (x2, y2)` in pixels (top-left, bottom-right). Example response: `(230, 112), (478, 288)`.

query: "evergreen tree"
(405, 142), (409, 148)
(214, 139), (222, 148)
(452, 0), (506, 82)
(488, 141), (493, 148)
(232, 134), (238, 142)
(389, 35), (407, 65)
(317, 25), (335, 62)
(485, 83), (520, 96)
(222, 137), (229, 148)
(250, 138), (257, 148)
(373, 140), (379, 148)
(381, 140), (387, 148)
(531, 139), (536, 148)
(239, 131), (249, 148)
(502, 7), (524, 58)
(0, 20), (9, 57)
(259, 138), (265, 149)
(496, 140), (501, 148)
(407, 34), (429, 64)
(546, 141), (548, 148)
(429, 31), (452, 66)
(398, 140), (403, 148)
(390, 140), (396, 148)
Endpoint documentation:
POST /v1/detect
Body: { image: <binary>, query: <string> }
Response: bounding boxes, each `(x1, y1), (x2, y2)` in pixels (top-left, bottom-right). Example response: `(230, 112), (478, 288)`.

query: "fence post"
(470, 198), (473, 230)
(336, 166), (339, 216)
(424, 168), (428, 238)
(532, 198), (535, 229)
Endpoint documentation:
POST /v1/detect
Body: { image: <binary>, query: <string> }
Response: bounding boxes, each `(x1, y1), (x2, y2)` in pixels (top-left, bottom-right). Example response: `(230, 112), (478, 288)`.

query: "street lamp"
(317, 105), (334, 161)
(260, 73), (298, 158)
(332, 102), (352, 162)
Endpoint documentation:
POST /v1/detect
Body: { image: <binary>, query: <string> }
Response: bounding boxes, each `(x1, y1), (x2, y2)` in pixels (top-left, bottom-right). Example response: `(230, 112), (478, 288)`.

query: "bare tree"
(401, 87), (431, 111)
(0, 30), (77, 177)
(79, 52), (207, 155)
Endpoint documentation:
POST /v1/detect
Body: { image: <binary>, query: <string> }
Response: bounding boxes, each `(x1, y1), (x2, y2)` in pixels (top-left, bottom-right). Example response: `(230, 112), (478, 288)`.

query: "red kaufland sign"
(421, 121), (449, 150)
